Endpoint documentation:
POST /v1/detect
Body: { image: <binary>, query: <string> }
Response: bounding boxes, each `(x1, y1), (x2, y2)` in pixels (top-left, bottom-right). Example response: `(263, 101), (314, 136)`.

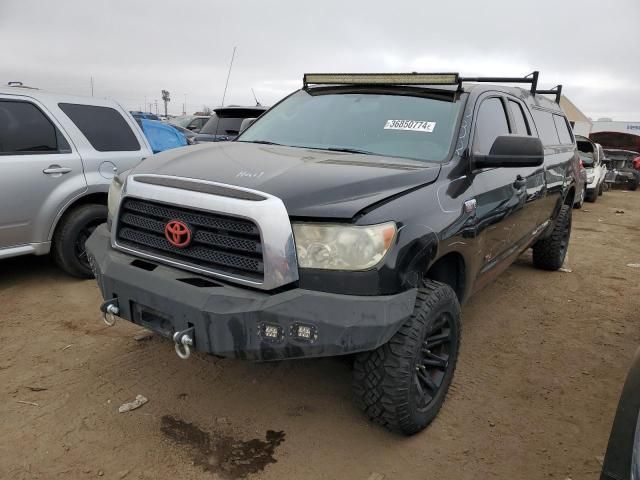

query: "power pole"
(183, 93), (187, 115)
(154, 100), (158, 115)
(90, 76), (94, 96)
(144, 96), (147, 112)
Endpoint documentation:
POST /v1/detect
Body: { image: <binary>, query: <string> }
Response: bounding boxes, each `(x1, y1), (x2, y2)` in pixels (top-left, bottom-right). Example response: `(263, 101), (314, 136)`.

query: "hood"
(131, 142), (441, 218)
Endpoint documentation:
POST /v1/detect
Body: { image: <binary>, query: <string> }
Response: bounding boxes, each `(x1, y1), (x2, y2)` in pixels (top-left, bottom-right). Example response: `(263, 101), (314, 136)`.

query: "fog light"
(259, 323), (284, 342)
(290, 323), (317, 343)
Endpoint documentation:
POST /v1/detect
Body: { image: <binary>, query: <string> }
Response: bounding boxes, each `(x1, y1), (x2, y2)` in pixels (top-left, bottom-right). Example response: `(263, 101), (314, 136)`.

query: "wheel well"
(425, 252), (466, 301)
(52, 192), (108, 237)
(564, 187), (575, 206)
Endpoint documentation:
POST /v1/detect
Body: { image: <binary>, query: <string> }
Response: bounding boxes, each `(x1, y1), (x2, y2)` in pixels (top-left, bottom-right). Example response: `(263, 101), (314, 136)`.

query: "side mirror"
(239, 118), (256, 133)
(473, 135), (544, 169)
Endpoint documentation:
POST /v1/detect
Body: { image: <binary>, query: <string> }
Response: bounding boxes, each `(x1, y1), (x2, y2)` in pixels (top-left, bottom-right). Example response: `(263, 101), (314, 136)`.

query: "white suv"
(0, 83), (152, 277)
(576, 135), (607, 202)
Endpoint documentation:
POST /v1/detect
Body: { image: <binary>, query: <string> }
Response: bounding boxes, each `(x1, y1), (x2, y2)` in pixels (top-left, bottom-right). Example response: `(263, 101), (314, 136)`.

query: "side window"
(531, 109), (560, 146)
(0, 100), (68, 154)
(553, 114), (573, 145)
(508, 100), (530, 135)
(473, 97), (510, 155)
(59, 103), (140, 152)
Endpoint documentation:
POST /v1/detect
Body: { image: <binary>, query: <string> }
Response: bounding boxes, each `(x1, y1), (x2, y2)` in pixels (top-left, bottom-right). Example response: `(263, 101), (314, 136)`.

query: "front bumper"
(86, 225), (416, 361)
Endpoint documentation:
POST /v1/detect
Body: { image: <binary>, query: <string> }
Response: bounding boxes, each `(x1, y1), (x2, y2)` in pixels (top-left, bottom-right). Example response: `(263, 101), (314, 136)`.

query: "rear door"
(470, 94), (543, 286)
(530, 109), (576, 220)
(0, 97), (85, 250)
(56, 102), (150, 181)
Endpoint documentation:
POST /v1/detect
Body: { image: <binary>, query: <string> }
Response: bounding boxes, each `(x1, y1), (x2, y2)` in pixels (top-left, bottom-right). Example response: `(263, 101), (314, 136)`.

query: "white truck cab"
(0, 82), (152, 276)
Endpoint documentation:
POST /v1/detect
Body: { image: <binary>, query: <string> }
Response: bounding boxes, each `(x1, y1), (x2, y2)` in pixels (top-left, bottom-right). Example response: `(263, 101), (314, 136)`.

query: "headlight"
(586, 174), (595, 183)
(107, 175), (124, 228)
(292, 222), (396, 270)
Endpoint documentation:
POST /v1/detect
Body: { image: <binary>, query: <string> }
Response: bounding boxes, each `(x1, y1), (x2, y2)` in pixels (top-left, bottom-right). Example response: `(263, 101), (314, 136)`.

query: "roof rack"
(302, 71), (563, 104)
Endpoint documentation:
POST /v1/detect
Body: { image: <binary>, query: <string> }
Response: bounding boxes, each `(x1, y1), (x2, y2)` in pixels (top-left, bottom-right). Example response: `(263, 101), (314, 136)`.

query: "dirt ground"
(1, 189), (639, 480)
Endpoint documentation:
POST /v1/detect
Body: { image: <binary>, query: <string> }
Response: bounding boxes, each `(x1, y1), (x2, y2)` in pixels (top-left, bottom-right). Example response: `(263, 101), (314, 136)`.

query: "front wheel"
(532, 204), (572, 271)
(353, 279), (461, 435)
(52, 204), (107, 278)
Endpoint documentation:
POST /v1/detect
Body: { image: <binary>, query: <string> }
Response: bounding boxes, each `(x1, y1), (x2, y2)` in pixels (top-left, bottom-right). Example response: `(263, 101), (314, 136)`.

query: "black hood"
(131, 142), (441, 218)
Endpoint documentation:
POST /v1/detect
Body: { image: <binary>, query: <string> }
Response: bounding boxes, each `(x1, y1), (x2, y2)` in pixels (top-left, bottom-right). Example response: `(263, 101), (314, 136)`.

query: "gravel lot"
(1, 189), (639, 480)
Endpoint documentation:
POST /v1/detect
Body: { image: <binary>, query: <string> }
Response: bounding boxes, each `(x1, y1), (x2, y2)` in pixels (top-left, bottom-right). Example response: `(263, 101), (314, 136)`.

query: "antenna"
(215, 46), (237, 140)
(251, 88), (261, 106)
(220, 46), (237, 107)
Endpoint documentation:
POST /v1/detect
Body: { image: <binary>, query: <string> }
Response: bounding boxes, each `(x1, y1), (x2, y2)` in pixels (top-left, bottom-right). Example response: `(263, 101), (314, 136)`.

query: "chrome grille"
(116, 198), (263, 279)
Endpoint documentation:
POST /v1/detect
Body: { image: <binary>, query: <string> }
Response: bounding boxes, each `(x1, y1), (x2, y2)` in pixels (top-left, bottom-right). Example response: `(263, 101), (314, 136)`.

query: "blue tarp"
(140, 118), (187, 153)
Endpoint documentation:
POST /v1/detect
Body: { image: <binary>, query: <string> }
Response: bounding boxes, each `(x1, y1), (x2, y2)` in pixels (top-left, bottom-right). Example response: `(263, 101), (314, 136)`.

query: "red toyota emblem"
(164, 220), (192, 248)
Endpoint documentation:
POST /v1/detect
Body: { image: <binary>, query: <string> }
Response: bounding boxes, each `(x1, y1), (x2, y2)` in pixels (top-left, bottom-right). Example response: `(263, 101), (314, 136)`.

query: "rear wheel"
(598, 182), (604, 196)
(586, 188), (597, 203)
(532, 204), (571, 271)
(353, 279), (461, 435)
(52, 204), (107, 278)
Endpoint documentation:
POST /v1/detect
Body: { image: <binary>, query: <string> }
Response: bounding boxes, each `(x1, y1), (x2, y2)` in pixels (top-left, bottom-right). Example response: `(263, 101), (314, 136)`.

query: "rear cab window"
(553, 114), (573, 145)
(59, 103), (140, 152)
(0, 99), (70, 154)
(531, 109), (560, 146)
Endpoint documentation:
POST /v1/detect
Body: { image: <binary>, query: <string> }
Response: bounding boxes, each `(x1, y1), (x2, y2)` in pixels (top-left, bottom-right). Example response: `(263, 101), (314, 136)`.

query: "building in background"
(560, 96), (592, 137)
(590, 120), (640, 152)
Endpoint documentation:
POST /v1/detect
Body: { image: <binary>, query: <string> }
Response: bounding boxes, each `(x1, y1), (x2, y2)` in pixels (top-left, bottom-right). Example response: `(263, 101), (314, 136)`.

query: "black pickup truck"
(87, 72), (579, 435)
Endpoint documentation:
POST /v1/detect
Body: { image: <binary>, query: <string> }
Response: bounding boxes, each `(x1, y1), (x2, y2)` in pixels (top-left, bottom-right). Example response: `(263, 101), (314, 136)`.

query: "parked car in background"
(603, 149), (640, 191)
(574, 158), (587, 209)
(170, 115), (209, 133)
(169, 124), (197, 145)
(130, 111), (162, 121)
(600, 347), (640, 480)
(135, 118), (188, 153)
(0, 83), (152, 277)
(194, 106), (267, 142)
(576, 135), (606, 202)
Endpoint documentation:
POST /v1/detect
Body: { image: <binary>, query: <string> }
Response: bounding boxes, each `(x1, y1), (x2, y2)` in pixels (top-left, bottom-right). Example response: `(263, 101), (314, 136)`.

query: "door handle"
(43, 165), (72, 175)
(513, 175), (526, 189)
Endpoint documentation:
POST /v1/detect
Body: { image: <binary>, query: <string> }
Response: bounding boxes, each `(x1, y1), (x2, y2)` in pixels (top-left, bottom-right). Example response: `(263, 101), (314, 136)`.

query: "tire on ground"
(353, 279), (461, 435)
(52, 204), (107, 278)
(532, 204), (572, 271)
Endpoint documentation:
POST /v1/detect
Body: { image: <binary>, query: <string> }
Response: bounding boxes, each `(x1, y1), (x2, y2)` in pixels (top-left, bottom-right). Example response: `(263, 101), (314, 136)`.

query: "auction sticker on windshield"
(384, 120), (436, 132)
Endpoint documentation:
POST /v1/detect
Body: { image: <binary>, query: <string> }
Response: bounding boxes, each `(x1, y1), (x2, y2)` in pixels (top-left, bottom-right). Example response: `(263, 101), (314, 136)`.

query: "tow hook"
(173, 327), (194, 360)
(100, 298), (119, 326)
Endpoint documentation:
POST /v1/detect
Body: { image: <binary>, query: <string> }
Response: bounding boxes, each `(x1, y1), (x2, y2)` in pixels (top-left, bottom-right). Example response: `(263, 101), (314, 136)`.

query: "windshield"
(238, 90), (462, 163)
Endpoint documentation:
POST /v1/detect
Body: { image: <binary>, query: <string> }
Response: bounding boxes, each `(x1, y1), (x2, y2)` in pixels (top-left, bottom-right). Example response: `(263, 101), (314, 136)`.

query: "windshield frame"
(236, 87), (467, 165)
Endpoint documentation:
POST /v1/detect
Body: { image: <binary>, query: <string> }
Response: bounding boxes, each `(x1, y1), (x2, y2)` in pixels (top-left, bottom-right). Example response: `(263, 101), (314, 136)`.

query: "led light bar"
(303, 73), (459, 87)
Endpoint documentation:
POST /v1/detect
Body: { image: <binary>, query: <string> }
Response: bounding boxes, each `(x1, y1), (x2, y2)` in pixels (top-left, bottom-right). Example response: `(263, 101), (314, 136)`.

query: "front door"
(0, 97), (85, 250)
(469, 94), (544, 289)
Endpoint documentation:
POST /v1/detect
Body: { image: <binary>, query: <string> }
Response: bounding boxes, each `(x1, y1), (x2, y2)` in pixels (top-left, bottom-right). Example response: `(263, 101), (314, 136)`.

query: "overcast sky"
(2, 0), (638, 120)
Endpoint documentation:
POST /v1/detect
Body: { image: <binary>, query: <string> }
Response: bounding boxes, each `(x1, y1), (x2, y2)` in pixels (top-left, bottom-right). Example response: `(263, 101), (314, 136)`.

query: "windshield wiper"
(243, 140), (285, 146)
(305, 146), (377, 156)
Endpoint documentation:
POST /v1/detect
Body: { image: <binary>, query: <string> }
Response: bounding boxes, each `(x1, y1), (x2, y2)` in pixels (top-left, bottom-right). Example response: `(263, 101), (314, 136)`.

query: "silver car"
(0, 83), (152, 277)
